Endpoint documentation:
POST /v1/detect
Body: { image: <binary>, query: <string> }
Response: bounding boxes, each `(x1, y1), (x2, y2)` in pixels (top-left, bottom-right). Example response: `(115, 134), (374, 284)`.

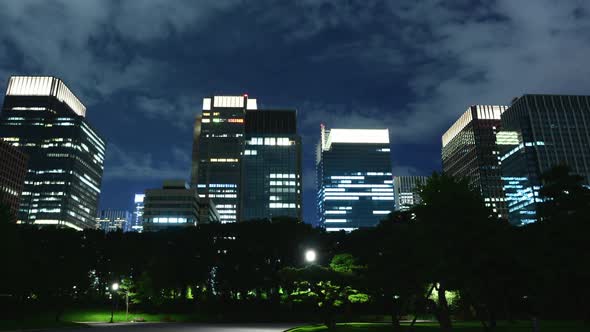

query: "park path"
(62, 323), (301, 332)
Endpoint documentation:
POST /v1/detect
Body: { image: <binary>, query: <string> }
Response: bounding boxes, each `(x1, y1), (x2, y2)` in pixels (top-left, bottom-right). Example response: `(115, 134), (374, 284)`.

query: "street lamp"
(305, 249), (317, 263)
(110, 282), (119, 323)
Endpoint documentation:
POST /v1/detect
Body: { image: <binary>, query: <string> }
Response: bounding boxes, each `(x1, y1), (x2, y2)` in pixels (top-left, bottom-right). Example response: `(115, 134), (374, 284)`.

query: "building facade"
(317, 126), (394, 231)
(499, 95), (590, 225)
(0, 139), (28, 218)
(198, 197), (221, 224)
(127, 193), (145, 232)
(394, 176), (428, 211)
(442, 105), (508, 219)
(96, 209), (132, 233)
(143, 180), (201, 231)
(0, 76), (106, 230)
(191, 95), (257, 223)
(240, 109), (302, 221)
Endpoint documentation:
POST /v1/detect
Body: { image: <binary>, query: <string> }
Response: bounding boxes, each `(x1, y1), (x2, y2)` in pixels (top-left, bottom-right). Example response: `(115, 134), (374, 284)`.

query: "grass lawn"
(61, 309), (204, 323)
(290, 321), (589, 332)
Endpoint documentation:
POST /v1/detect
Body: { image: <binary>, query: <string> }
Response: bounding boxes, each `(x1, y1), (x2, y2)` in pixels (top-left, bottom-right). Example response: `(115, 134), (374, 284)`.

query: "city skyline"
(1, 2), (590, 225)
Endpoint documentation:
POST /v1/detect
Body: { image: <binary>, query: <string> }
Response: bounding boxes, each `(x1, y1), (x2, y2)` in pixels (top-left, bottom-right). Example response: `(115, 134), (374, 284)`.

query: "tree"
(538, 164), (590, 223)
(412, 172), (506, 332)
(280, 255), (370, 329)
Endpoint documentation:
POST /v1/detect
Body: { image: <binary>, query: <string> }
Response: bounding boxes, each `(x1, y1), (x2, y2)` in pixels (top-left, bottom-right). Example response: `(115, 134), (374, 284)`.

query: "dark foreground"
(61, 323), (300, 332)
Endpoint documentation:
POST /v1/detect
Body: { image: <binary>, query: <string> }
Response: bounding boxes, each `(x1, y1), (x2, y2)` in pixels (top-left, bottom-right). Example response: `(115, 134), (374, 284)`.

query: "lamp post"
(110, 282), (119, 323)
(305, 249), (317, 264)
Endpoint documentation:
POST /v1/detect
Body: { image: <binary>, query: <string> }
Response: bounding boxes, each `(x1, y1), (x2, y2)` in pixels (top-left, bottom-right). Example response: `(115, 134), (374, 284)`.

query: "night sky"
(1, 1), (590, 225)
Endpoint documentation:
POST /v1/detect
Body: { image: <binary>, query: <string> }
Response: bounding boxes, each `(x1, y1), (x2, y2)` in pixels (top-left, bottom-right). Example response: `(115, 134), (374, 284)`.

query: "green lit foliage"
(329, 254), (365, 274)
(427, 284), (460, 309)
(280, 255), (370, 329)
(117, 278), (139, 304)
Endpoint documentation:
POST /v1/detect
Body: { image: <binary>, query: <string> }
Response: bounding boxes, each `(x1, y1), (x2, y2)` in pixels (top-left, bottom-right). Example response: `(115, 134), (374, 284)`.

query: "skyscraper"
(394, 175), (428, 211)
(498, 94), (590, 225)
(191, 95), (257, 223)
(317, 126), (394, 231)
(240, 109), (302, 221)
(0, 76), (106, 230)
(0, 139), (28, 218)
(127, 193), (145, 232)
(442, 105), (508, 218)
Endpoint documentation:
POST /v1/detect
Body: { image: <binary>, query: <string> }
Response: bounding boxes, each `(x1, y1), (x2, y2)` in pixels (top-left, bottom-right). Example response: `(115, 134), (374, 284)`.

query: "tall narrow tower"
(191, 95), (257, 223)
(240, 109), (302, 221)
(441, 105), (508, 219)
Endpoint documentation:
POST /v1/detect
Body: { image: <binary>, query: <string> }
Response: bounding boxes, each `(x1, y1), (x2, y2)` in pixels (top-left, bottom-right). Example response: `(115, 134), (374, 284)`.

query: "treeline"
(0, 165), (589, 330)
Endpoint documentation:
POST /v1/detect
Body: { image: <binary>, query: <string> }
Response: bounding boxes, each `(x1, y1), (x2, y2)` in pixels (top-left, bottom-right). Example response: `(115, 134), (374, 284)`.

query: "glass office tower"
(126, 193), (145, 232)
(240, 109), (302, 221)
(394, 175), (428, 211)
(0, 76), (106, 230)
(0, 139), (28, 218)
(191, 95), (257, 223)
(442, 105), (508, 218)
(499, 95), (590, 225)
(317, 126), (394, 231)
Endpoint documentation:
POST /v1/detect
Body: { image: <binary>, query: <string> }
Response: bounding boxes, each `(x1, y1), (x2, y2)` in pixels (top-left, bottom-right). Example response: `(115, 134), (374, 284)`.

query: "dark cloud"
(103, 144), (190, 181)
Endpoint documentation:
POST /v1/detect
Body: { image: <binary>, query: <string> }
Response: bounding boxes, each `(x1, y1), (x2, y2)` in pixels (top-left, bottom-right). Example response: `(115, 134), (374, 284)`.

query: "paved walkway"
(63, 323), (302, 332)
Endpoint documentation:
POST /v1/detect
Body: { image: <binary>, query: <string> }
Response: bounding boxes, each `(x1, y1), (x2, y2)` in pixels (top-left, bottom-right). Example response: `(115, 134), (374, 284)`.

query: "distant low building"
(0, 139), (28, 219)
(96, 209), (132, 233)
(394, 176), (428, 211)
(143, 180), (201, 231)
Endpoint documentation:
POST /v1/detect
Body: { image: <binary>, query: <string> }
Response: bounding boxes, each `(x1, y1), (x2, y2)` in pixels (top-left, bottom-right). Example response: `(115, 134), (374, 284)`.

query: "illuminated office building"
(199, 197), (221, 224)
(191, 95), (257, 223)
(0, 76), (106, 230)
(317, 126), (394, 231)
(0, 139), (28, 218)
(96, 209), (131, 233)
(240, 109), (302, 221)
(442, 105), (508, 218)
(394, 176), (428, 211)
(143, 180), (201, 231)
(127, 193), (145, 232)
(498, 95), (590, 225)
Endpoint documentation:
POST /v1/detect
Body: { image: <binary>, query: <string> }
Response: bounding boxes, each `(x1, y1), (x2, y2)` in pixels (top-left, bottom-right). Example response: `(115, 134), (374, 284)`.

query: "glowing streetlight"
(305, 249), (317, 263)
(110, 282), (119, 323)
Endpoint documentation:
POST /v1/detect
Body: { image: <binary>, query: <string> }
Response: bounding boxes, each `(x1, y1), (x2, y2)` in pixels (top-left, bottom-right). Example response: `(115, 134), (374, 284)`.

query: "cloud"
(388, 0), (590, 140)
(135, 95), (199, 129)
(103, 144), (190, 181)
(0, 0), (239, 102)
(271, 1), (590, 143)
